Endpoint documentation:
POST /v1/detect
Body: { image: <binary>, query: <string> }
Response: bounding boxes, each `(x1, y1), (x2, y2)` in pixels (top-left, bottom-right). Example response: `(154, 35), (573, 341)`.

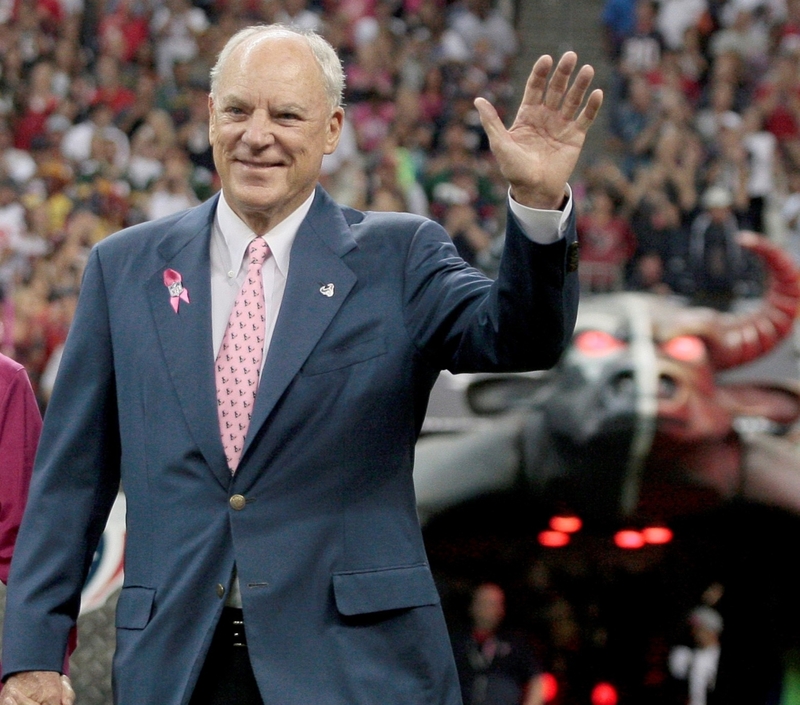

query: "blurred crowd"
(3, 0), (800, 407)
(0, 0), (519, 405)
(588, 0), (800, 307)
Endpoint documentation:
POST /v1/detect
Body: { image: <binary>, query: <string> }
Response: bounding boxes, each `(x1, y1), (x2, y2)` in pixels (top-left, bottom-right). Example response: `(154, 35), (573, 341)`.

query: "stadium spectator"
(576, 185), (637, 292)
(451, 583), (546, 705)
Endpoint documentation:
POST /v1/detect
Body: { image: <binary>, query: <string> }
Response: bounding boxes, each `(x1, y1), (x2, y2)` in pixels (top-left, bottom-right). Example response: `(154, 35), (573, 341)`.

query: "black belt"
(215, 607), (247, 648)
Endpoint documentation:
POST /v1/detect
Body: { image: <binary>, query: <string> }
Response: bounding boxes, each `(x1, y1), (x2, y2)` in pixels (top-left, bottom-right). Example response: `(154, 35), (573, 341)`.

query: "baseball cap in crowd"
(702, 185), (734, 209)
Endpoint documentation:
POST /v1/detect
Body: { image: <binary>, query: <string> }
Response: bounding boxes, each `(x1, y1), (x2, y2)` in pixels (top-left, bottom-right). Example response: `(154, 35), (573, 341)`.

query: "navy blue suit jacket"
(2, 186), (578, 704)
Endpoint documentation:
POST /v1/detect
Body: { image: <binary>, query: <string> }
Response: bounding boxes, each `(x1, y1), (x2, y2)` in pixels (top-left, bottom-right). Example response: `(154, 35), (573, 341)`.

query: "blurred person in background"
(618, 0), (664, 81)
(142, 149), (200, 221)
(0, 122), (37, 187)
(0, 352), (41, 594)
(447, 0), (518, 78)
(576, 185), (637, 292)
(0, 352), (43, 682)
(740, 105), (779, 234)
(626, 190), (687, 293)
(150, 0), (210, 82)
(451, 583), (545, 705)
(780, 167), (800, 264)
(0, 350), (76, 689)
(60, 102), (130, 176)
(685, 185), (761, 310)
(669, 606), (723, 705)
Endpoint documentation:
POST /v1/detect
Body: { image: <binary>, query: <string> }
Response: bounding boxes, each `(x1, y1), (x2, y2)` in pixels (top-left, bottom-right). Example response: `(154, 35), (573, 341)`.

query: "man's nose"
(242, 110), (275, 148)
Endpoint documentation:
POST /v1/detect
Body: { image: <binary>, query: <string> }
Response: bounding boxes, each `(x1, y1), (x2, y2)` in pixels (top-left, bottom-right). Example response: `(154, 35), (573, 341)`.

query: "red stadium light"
(614, 529), (645, 549)
(540, 672), (558, 702)
(538, 530), (570, 547)
(642, 525), (673, 544)
(591, 682), (619, 705)
(549, 514), (582, 533)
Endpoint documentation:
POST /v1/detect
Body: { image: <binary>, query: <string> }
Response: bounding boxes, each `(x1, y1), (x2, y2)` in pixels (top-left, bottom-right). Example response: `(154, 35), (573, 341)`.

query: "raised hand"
(474, 51), (603, 210)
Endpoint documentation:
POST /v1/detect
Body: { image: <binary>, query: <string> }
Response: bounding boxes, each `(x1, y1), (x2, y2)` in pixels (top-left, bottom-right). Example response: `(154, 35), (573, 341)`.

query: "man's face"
(470, 584), (506, 632)
(209, 35), (343, 234)
(708, 205), (730, 223)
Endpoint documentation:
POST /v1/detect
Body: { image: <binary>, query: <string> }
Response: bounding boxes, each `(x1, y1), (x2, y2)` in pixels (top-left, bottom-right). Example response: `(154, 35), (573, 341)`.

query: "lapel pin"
(320, 283), (335, 298)
(163, 269), (190, 313)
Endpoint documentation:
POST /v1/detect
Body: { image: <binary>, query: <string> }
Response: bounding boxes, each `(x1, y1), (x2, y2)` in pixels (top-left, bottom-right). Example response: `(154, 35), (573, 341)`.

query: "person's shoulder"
(342, 204), (429, 226)
(0, 352), (24, 378)
(94, 197), (217, 257)
(350, 208), (451, 256)
(347, 206), (437, 237)
(316, 190), (447, 253)
(0, 353), (28, 396)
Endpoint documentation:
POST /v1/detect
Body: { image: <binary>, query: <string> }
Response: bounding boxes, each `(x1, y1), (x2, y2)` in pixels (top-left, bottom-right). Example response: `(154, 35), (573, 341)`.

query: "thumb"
(60, 677), (75, 705)
(474, 97), (506, 150)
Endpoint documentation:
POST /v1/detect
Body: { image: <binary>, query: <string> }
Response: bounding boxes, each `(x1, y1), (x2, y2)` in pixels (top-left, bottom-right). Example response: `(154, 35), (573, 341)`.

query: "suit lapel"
(146, 197), (231, 488)
(241, 188), (357, 462)
(143, 189), (358, 482)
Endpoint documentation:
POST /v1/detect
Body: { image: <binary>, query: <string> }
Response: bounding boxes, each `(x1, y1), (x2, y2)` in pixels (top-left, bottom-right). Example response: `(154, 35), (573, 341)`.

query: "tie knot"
(247, 237), (269, 268)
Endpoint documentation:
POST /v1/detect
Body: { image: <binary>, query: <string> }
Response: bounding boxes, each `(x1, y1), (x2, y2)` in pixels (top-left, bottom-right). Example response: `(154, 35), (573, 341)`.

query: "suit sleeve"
(403, 203), (579, 374)
(1, 248), (121, 677)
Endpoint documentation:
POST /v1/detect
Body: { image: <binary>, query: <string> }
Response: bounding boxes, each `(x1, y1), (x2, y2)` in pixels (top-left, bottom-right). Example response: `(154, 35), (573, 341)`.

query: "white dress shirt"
(210, 186), (572, 607)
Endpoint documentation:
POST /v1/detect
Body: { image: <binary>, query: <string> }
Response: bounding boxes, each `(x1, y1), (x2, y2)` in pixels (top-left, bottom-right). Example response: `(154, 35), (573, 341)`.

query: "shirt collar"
(215, 190), (315, 278)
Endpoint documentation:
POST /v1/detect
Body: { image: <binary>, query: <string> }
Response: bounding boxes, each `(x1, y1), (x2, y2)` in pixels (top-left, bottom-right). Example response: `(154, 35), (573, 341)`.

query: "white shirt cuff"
(508, 184), (573, 245)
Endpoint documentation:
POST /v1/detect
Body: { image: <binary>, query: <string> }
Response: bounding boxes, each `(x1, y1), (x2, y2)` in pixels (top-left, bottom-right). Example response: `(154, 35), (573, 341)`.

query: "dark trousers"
(188, 608), (264, 705)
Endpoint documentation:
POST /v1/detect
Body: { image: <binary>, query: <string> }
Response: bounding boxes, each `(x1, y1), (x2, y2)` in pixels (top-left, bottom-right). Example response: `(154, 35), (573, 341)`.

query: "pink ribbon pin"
(163, 269), (190, 313)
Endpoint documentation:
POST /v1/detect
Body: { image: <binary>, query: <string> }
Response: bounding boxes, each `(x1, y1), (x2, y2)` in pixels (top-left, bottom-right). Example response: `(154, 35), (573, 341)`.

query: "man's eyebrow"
(220, 93), (249, 106)
(273, 103), (308, 115)
(213, 93), (247, 113)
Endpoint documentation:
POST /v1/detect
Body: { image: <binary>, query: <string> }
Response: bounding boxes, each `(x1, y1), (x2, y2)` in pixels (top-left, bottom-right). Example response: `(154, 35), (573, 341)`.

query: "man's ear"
(208, 94), (217, 144)
(324, 107), (345, 155)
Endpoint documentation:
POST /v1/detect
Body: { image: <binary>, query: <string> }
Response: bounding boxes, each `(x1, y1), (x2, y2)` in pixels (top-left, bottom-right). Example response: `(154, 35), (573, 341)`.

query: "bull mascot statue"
(414, 231), (800, 526)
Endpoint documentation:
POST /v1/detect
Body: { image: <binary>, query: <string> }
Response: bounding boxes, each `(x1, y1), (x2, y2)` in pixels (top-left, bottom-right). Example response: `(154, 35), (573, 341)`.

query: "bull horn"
(705, 231), (800, 370)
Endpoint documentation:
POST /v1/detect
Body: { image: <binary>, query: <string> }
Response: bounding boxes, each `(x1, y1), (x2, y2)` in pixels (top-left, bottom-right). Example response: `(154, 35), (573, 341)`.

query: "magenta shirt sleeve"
(0, 355), (42, 585)
(1, 356), (77, 676)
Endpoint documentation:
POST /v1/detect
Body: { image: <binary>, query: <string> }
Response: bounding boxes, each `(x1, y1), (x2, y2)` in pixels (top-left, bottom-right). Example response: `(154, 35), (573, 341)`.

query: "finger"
(575, 88), (604, 132)
(560, 63), (596, 120)
(543, 51), (578, 111)
(59, 678), (75, 705)
(519, 54), (554, 108)
(474, 96), (507, 149)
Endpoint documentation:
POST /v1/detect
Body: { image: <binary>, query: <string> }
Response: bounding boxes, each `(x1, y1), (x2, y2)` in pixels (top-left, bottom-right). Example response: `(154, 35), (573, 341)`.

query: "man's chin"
(228, 184), (282, 211)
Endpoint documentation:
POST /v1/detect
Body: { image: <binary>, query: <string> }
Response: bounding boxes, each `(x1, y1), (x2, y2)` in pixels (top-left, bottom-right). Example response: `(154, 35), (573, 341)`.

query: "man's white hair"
(209, 24), (345, 112)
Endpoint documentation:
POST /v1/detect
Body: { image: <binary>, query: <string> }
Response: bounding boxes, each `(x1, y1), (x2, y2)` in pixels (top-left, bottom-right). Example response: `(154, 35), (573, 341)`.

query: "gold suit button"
(229, 494), (246, 510)
(216, 583), (225, 598)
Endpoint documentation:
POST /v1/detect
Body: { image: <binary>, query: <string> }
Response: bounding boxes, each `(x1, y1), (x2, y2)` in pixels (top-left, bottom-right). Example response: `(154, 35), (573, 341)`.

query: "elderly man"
(1, 24), (601, 705)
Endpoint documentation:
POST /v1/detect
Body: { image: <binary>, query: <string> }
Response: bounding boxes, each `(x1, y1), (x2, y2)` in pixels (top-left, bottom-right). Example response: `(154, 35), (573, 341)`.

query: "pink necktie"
(215, 237), (269, 472)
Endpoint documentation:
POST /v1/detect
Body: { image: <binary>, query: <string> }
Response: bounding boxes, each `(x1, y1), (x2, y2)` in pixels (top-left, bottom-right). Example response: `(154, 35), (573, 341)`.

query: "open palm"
(476, 52), (603, 210)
